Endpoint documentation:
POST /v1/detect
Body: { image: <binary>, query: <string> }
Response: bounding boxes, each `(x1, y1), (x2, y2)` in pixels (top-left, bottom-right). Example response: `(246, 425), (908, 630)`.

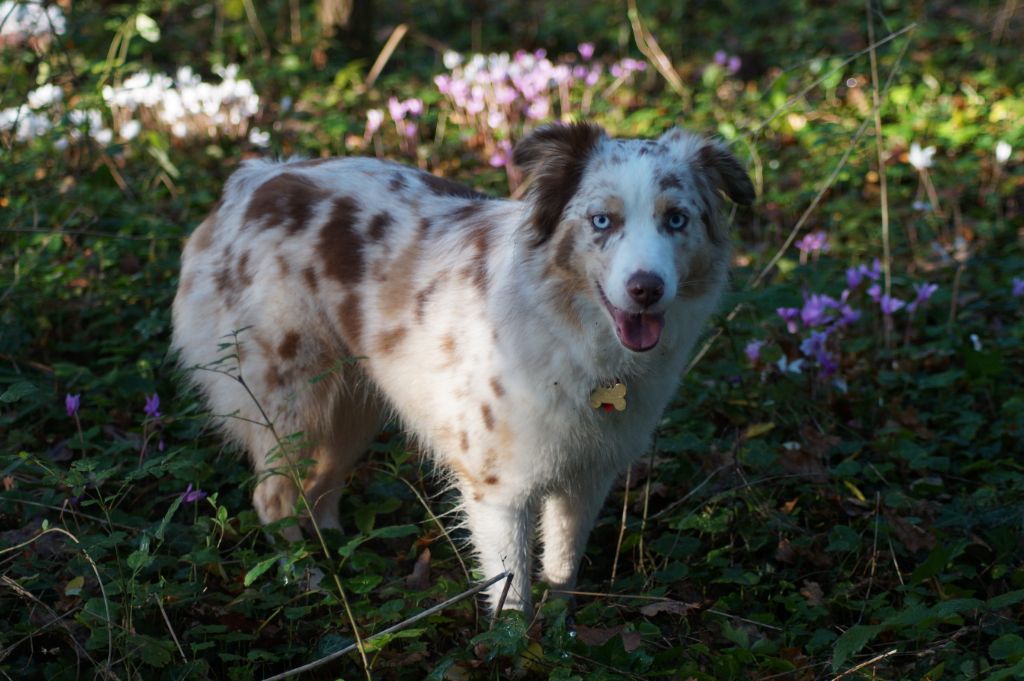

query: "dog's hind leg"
(302, 395), (384, 532)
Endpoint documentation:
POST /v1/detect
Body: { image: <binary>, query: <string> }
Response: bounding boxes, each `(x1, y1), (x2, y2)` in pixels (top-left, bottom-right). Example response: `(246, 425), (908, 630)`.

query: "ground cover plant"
(2, 0), (1023, 678)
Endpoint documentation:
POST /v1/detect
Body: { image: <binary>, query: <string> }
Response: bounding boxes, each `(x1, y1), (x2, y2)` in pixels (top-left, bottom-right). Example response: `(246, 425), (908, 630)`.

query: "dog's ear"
(696, 140), (756, 206)
(512, 121), (607, 245)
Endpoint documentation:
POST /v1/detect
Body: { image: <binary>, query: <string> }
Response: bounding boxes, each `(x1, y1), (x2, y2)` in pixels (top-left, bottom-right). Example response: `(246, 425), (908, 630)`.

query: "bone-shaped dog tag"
(590, 382), (626, 411)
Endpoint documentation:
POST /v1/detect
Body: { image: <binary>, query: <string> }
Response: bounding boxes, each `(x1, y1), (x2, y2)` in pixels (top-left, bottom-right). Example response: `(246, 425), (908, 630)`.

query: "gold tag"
(590, 382), (626, 411)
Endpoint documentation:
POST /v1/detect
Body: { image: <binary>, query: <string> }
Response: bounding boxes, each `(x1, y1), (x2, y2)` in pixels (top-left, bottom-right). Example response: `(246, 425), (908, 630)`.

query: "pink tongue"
(611, 309), (665, 352)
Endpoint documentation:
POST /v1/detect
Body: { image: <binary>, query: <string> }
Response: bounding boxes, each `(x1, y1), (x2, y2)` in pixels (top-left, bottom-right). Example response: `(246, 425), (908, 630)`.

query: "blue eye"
(665, 212), (689, 231)
(591, 214), (612, 230)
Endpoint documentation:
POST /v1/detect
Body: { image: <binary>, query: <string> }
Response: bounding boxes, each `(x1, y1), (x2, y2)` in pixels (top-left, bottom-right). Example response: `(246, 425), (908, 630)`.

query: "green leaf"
(371, 524), (419, 539)
(354, 507), (375, 534)
(910, 541), (967, 585)
(244, 556), (279, 587)
(127, 548), (151, 571)
(1, 381), (37, 403)
(990, 634), (1024, 663)
(988, 590), (1024, 610)
(64, 576), (85, 596)
(832, 624), (881, 671)
(345, 574), (382, 594)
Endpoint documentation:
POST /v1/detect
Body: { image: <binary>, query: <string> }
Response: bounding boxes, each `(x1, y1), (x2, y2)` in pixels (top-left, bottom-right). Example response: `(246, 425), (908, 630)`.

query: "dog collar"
(590, 381), (626, 412)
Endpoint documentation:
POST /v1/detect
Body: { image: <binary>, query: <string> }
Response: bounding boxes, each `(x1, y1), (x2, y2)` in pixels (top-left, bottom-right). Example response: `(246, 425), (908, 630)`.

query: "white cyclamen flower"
(908, 142), (936, 170)
(995, 140), (1011, 164)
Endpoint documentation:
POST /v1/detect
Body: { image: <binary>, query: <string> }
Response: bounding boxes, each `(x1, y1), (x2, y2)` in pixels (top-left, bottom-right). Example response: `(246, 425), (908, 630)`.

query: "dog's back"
(172, 123), (753, 610)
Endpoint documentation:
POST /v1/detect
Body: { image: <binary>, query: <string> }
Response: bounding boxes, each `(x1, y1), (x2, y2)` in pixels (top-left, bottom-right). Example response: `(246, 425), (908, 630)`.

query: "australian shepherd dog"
(172, 122), (754, 612)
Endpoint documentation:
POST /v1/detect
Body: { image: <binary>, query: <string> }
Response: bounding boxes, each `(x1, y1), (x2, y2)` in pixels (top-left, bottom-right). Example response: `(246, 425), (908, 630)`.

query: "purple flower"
(578, 42), (595, 60)
(907, 282), (938, 312)
(714, 50), (728, 66)
(404, 98), (424, 117)
(403, 122), (417, 139)
(1013, 277), (1024, 298)
(745, 340), (765, 364)
(777, 307), (800, 334)
(866, 259), (882, 281)
(800, 330), (838, 377)
(727, 55), (741, 75)
(879, 294), (906, 316)
(182, 483), (207, 504)
(795, 230), (829, 255)
(144, 393), (161, 419)
(838, 304), (861, 326)
(867, 284), (882, 302)
(584, 64), (602, 87)
(801, 293), (837, 327)
(65, 393), (81, 417)
(846, 266), (864, 289)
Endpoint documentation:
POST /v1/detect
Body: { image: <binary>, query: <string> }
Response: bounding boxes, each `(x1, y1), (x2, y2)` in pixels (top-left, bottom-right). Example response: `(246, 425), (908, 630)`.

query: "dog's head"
(513, 122), (755, 353)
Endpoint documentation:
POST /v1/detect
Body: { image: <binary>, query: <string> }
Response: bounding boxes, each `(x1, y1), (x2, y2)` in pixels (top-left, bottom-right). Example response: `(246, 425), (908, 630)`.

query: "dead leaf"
(800, 581), (824, 607)
(779, 446), (828, 483)
(575, 624), (623, 647)
(620, 630), (642, 652)
(884, 509), (936, 553)
(405, 547), (431, 591)
(639, 599), (699, 617)
(2, 476), (13, 491)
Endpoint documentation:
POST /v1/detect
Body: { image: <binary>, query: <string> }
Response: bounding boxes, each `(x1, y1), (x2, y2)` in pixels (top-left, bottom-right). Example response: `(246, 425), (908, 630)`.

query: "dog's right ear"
(512, 121), (606, 245)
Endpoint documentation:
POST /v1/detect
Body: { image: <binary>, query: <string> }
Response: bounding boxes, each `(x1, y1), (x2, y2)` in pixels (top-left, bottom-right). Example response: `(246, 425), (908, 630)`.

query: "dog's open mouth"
(597, 285), (665, 352)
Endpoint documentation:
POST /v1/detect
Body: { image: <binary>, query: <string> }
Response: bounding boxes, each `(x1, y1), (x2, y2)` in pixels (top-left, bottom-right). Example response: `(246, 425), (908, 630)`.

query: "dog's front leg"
(461, 494), (535, 614)
(539, 470), (617, 602)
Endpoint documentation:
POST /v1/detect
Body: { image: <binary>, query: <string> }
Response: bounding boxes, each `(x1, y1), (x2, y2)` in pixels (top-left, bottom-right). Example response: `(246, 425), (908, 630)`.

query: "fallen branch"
(261, 571), (509, 681)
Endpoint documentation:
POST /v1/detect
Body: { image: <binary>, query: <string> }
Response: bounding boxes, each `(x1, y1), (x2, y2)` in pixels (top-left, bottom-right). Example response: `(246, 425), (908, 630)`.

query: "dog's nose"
(627, 271), (665, 308)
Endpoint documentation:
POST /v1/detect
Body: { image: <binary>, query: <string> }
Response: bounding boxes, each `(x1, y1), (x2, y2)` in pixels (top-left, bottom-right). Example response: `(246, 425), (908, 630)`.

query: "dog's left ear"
(697, 141), (756, 206)
(512, 121), (607, 245)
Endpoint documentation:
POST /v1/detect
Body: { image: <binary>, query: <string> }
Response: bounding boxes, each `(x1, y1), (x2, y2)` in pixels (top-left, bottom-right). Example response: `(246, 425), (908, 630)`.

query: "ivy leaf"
(832, 624), (881, 671)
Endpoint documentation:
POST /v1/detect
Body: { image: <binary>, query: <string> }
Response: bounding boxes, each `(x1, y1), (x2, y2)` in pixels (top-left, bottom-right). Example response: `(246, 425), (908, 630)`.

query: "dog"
(171, 121), (754, 613)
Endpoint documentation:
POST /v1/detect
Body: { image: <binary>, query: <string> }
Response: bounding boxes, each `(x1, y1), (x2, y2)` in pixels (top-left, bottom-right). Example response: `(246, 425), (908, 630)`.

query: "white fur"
(171, 124), (750, 612)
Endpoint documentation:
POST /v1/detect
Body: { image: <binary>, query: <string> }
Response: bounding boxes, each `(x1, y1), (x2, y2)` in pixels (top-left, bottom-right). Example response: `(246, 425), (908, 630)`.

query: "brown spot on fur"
(303, 265), (319, 291)
(473, 491), (483, 502)
(554, 229), (575, 271)
(513, 121), (606, 245)
(459, 431), (470, 452)
(418, 172), (489, 200)
(319, 196), (363, 284)
(452, 203), (479, 222)
(480, 404), (495, 431)
(465, 220), (491, 292)
(367, 211), (393, 241)
(679, 247), (725, 300)
(388, 172), (409, 192)
(278, 331), (300, 359)
(245, 173), (329, 233)
(337, 293), (363, 352)
(237, 251), (254, 288)
(484, 475), (499, 485)
(658, 172), (686, 193)
(264, 364), (285, 388)
(178, 272), (195, 296)
(377, 326), (408, 354)
(189, 211), (217, 253)
(489, 377), (506, 397)
(276, 254), (291, 276)
(440, 333), (457, 359)
(415, 273), (448, 323)
(377, 219), (431, 315)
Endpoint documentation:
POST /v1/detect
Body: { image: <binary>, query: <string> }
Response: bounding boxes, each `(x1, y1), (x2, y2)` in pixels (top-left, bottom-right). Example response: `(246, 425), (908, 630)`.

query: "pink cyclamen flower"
(182, 483), (207, 504)
(387, 96), (405, 122)
(403, 122), (417, 139)
(907, 282), (939, 312)
(404, 98), (424, 117)
(365, 109), (384, 135)
(879, 294), (906, 316)
(745, 340), (765, 363)
(144, 393), (161, 419)
(65, 393), (81, 417)
(578, 42), (595, 60)
(1013, 277), (1024, 298)
(795, 230), (829, 255)
(777, 307), (800, 334)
